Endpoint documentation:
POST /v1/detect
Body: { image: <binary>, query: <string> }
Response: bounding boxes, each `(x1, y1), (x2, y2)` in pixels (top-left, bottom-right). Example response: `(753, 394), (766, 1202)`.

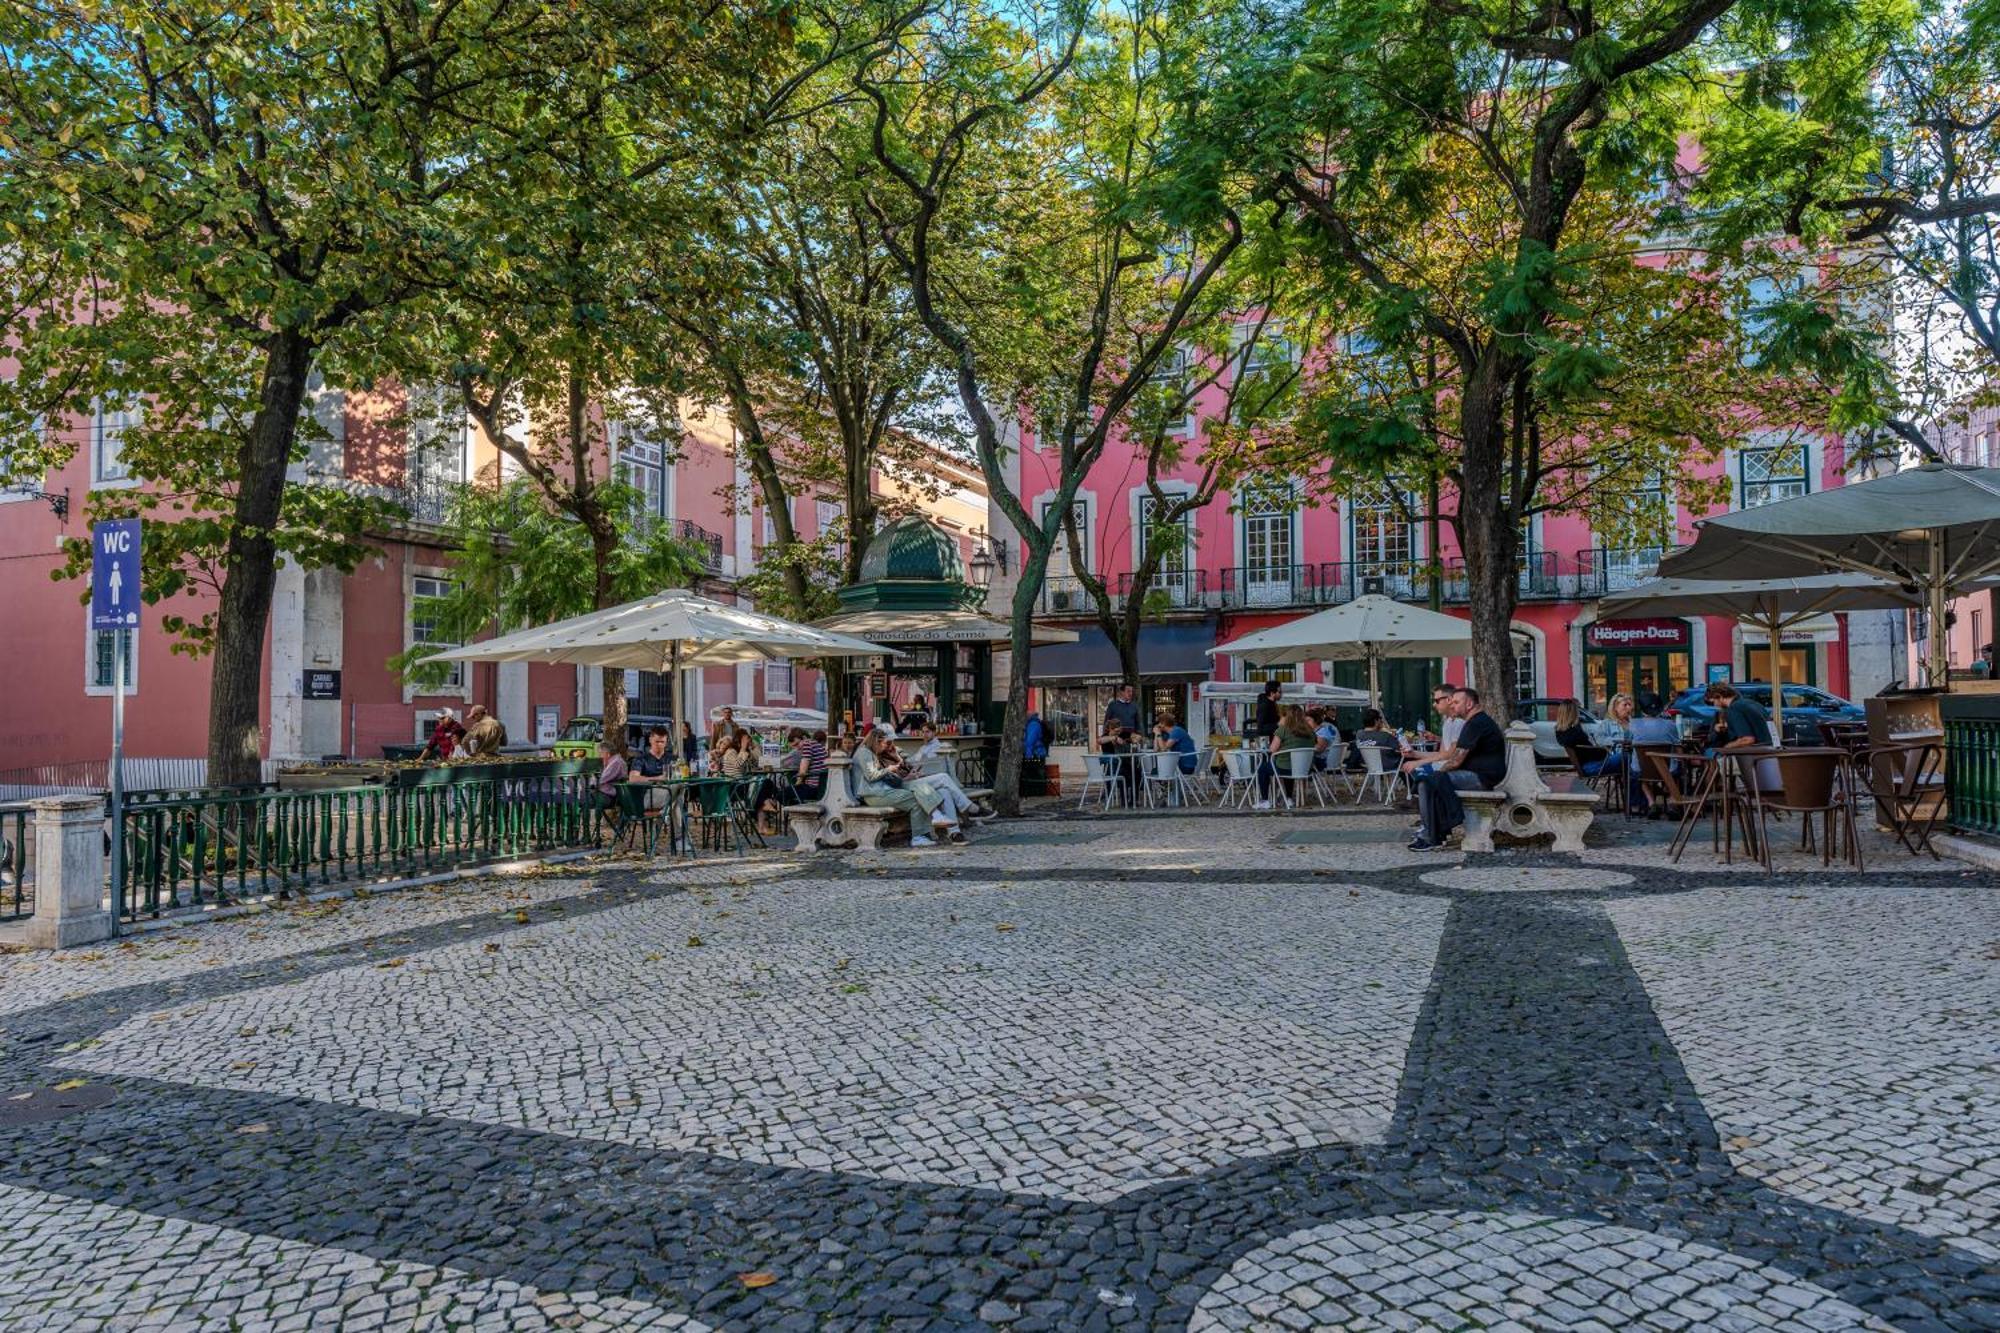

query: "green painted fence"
(116, 765), (603, 922)
(1943, 695), (2000, 839)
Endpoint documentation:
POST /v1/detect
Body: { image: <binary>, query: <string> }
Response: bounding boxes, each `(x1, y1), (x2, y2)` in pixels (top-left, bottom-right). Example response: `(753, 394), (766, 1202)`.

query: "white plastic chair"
(1221, 748), (1258, 808)
(1076, 752), (1119, 812)
(1190, 746), (1218, 801)
(1281, 747), (1333, 808)
(1144, 750), (1198, 808)
(1353, 743), (1406, 805)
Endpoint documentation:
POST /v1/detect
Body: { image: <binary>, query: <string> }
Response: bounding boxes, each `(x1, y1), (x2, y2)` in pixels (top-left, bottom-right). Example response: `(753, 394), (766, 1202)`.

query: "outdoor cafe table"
(618, 775), (740, 856)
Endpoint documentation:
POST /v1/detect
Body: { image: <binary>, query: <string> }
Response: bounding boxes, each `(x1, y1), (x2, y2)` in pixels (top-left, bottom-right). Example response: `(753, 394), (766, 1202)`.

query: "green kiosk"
(817, 516), (1075, 783)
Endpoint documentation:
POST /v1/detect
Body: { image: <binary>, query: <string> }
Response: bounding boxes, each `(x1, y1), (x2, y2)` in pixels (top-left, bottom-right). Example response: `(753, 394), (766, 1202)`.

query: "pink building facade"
(0, 384), (981, 779)
(1005, 345), (1904, 740)
(1922, 403), (2000, 680)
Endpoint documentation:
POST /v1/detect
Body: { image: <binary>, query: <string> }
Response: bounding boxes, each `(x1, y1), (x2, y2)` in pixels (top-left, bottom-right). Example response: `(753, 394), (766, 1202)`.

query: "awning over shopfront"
(1029, 621), (1216, 682)
(813, 607), (1078, 647)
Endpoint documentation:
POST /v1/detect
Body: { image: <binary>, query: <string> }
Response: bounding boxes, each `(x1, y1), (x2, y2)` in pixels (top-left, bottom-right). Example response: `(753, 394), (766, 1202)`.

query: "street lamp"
(969, 530), (1007, 589)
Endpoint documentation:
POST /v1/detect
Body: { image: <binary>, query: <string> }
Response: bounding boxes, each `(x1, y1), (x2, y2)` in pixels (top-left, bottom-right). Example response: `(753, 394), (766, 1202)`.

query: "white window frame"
(1132, 485), (1196, 606)
(1236, 319), (1299, 380)
(1735, 431), (1812, 509)
(612, 419), (669, 529)
(85, 622), (138, 696)
(766, 657), (794, 700)
(1237, 481), (1299, 605)
(404, 567), (469, 701)
(91, 398), (141, 489)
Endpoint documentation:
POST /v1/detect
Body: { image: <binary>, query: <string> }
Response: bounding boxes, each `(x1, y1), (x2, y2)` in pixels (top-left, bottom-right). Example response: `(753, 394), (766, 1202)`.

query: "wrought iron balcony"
(674, 519), (725, 575)
(1113, 569), (1208, 611)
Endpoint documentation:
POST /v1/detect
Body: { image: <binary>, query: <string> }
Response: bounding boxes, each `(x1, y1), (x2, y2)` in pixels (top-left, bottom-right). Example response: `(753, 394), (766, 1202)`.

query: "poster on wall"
(1707, 663), (1731, 684)
(535, 705), (560, 746)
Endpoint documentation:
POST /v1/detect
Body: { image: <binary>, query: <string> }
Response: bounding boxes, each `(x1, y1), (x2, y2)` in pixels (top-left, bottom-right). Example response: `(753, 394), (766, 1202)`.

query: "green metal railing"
(1943, 704), (2000, 838)
(116, 767), (603, 921)
(1, 803), (30, 921)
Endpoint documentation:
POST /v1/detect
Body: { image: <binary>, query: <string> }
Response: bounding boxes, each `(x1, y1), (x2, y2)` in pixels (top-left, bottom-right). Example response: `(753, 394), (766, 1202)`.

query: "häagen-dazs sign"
(1585, 617), (1690, 650)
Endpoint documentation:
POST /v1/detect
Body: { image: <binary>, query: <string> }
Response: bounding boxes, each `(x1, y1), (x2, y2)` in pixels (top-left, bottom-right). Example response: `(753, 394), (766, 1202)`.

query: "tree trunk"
(207, 330), (315, 786)
(1457, 373), (1519, 724)
(992, 539), (1050, 815)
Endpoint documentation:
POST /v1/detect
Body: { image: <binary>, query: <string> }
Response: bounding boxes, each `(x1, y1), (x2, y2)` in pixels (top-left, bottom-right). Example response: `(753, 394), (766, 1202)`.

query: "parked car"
(1665, 683), (1864, 746)
(549, 713), (675, 760)
(1514, 698), (1619, 762)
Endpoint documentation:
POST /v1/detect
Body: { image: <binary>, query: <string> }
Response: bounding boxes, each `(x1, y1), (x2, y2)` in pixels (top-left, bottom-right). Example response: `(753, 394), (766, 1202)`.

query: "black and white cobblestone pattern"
(0, 818), (1994, 1331)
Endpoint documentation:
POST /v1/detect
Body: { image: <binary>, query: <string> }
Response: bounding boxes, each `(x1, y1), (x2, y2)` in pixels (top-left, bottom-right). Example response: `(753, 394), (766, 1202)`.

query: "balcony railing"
(1028, 548), (1677, 618)
(1114, 569), (1208, 611)
(674, 519), (725, 575)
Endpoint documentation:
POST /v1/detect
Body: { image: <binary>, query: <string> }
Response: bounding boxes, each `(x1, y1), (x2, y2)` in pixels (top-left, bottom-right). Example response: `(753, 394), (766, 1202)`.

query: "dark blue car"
(1666, 683), (1866, 745)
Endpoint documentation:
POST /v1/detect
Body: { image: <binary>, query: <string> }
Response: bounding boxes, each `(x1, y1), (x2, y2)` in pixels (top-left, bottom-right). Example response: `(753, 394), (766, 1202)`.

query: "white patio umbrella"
(422, 589), (892, 727)
(1657, 463), (2000, 686)
(1207, 594), (1473, 706)
(1600, 573), (1922, 741)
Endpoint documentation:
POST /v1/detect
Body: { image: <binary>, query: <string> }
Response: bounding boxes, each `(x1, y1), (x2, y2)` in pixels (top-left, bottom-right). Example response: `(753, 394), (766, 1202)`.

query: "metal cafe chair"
(1076, 753), (1122, 813)
(1743, 747), (1864, 870)
(1869, 741), (1946, 859)
(1142, 749), (1201, 808)
(1221, 748), (1260, 808)
(1353, 743), (1406, 806)
(1280, 747), (1335, 808)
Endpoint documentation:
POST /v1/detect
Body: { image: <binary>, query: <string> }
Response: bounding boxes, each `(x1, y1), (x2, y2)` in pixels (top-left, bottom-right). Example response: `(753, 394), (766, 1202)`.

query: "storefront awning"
(1030, 621), (1216, 682)
(813, 607), (1078, 647)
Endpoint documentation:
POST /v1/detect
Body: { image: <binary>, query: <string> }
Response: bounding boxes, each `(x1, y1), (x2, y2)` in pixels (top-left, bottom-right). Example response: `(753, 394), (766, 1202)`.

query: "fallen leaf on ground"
(375, 958), (405, 969)
(995, 923), (1017, 932)
(235, 1123), (269, 1135)
(687, 935), (705, 947)
(52, 1079), (87, 1092)
(737, 1272), (778, 1289)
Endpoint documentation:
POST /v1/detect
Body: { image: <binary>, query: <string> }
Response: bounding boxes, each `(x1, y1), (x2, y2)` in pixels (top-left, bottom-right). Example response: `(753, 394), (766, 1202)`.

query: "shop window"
(1512, 632), (1537, 701)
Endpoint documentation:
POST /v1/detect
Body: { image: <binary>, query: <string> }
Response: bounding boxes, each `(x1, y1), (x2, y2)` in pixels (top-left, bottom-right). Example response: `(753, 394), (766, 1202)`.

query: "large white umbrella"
(1600, 573), (1922, 741)
(1657, 463), (2000, 686)
(1207, 594), (1473, 705)
(424, 589), (892, 726)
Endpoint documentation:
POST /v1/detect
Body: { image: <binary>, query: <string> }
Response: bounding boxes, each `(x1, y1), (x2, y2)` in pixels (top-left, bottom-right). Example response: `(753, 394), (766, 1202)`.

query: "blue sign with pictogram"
(90, 519), (142, 630)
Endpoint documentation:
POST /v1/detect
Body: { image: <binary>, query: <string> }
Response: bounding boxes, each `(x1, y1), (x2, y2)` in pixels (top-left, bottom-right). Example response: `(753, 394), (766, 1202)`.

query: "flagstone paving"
(0, 810), (1994, 1331)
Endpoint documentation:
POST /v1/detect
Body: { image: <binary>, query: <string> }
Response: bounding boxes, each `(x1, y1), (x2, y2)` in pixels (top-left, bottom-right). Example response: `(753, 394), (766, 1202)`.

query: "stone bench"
(1456, 724), (1600, 854)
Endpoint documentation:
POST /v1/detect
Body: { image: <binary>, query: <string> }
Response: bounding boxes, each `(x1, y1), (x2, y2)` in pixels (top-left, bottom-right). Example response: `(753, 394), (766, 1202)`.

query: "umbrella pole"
(1928, 532), (1949, 688)
(1368, 649), (1380, 711)
(669, 642), (684, 763)
(1767, 616), (1784, 747)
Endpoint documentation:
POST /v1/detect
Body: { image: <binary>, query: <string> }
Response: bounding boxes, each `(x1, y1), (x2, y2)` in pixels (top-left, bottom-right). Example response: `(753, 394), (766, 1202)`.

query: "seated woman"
(885, 736), (991, 819)
(1257, 704), (1318, 808)
(856, 731), (965, 846)
(596, 739), (630, 825)
(783, 727), (828, 802)
(1553, 698), (1593, 757)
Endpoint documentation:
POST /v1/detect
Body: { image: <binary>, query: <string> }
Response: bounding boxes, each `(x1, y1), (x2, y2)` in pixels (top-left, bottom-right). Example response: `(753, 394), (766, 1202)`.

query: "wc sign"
(90, 519), (143, 629)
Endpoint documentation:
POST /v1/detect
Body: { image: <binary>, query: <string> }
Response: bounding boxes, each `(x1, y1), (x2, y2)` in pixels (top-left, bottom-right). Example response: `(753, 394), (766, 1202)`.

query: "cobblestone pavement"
(1, 810), (1995, 1331)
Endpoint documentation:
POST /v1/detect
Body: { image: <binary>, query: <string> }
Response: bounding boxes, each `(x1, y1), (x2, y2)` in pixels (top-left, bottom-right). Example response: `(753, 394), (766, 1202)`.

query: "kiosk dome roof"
(858, 515), (965, 584)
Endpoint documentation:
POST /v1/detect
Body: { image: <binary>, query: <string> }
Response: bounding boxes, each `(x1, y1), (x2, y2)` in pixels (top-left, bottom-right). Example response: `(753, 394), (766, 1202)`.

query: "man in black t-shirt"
(1252, 679), (1282, 742)
(1409, 687), (1506, 851)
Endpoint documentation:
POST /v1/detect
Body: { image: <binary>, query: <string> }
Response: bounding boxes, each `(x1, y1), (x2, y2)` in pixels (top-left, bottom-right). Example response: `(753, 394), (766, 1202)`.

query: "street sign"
(89, 519), (142, 630)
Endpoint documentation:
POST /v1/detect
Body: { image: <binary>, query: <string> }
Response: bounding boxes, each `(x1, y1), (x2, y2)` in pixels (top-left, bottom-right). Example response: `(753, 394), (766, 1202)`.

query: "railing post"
(25, 794), (113, 949)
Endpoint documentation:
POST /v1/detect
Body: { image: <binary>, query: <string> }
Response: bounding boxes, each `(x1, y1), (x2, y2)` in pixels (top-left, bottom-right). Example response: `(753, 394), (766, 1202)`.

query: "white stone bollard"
(26, 795), (113, 949)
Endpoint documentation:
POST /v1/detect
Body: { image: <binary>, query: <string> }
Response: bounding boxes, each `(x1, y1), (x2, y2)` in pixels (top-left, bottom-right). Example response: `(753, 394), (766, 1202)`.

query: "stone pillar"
(822, 752), (857, 818)
(1496, 723), (1550, 803)
(26, 795), (113, 949)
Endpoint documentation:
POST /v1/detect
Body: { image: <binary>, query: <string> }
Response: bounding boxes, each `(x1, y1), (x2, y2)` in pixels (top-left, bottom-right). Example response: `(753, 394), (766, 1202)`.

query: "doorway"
(1583, 650), (1691, 715)
(1742, 644), (1815, 687)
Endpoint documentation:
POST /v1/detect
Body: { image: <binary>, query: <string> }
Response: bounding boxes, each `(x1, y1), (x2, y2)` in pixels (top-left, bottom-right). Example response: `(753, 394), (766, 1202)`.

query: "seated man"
(1404, 687), (1507, 851)
(1704, 681), (1773, 754)
(1153, 710), (1199, 774)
